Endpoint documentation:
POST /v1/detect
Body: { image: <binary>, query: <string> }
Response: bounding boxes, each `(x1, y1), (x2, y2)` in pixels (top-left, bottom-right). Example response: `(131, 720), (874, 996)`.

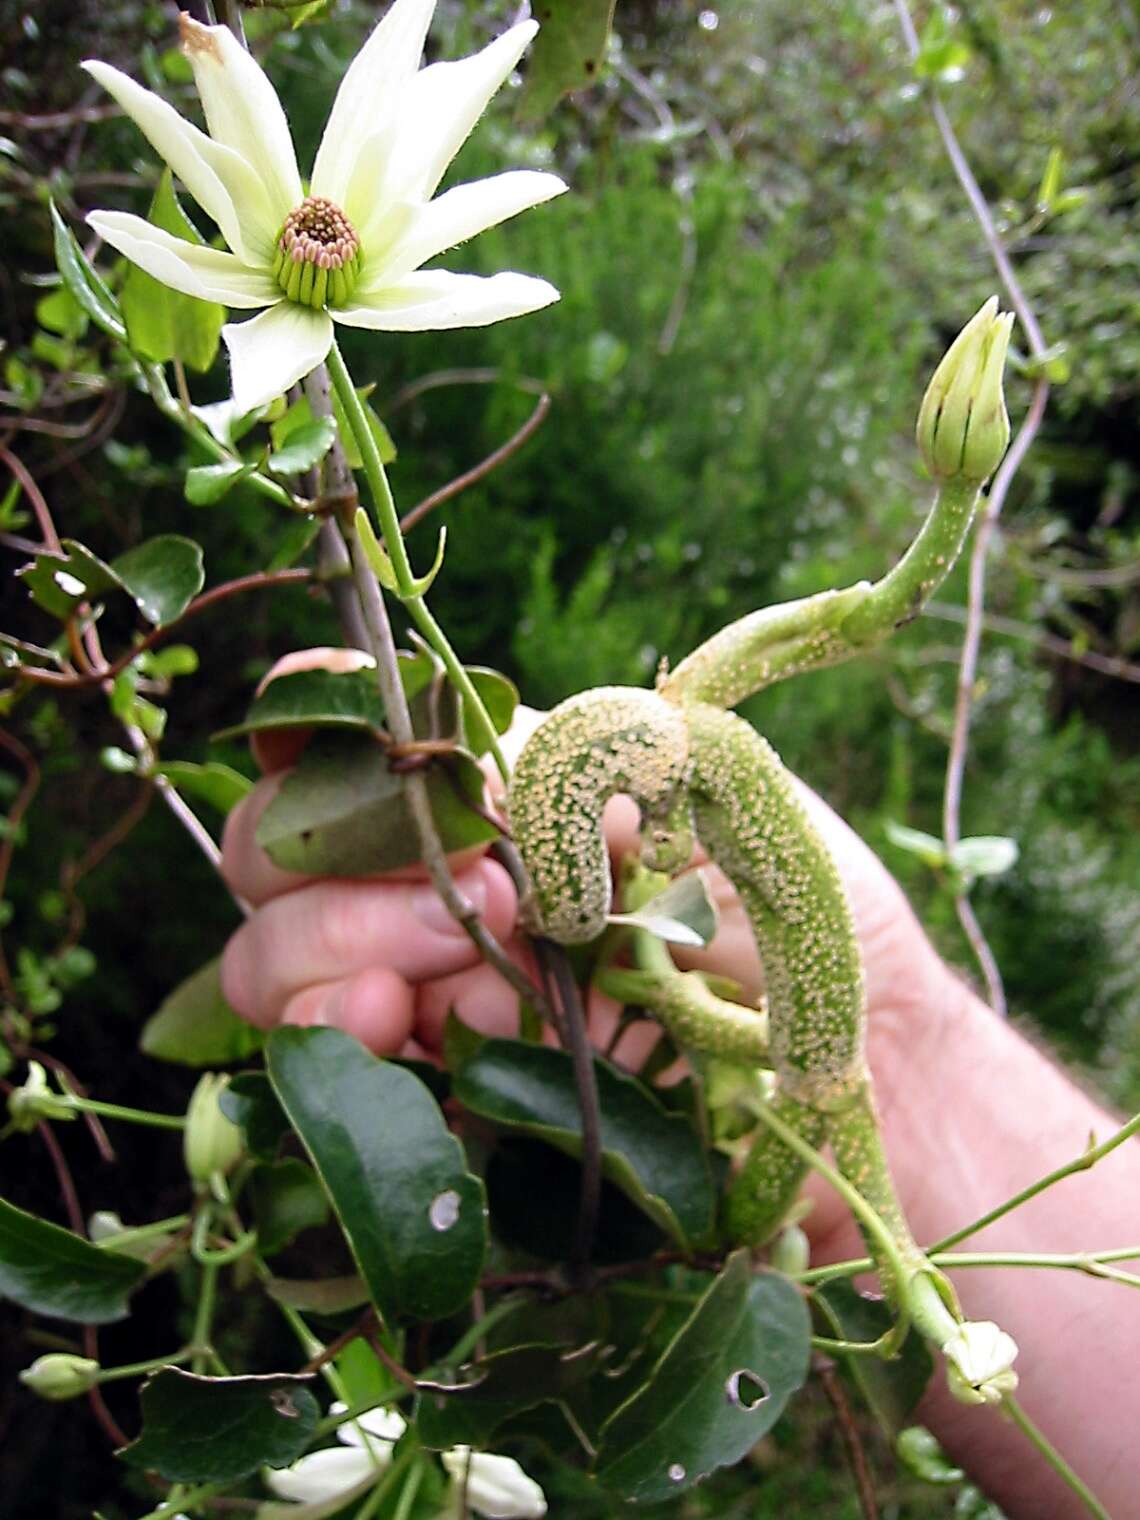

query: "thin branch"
(814, 1357), (880, 1520)
(399, 392), (551, 533)
(0, 445), (61, 551)
(925, 601), (1140, 685)
(387, 367), (549, 413)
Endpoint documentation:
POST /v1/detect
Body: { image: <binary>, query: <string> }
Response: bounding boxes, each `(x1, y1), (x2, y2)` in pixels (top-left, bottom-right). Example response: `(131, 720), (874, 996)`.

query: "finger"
(221, 857), (517, 1026)
(221, 772), (316, 907)
(414, 945), (538, 1052)
(250, 646), (375, 774)
(279, 965), (416, 1056)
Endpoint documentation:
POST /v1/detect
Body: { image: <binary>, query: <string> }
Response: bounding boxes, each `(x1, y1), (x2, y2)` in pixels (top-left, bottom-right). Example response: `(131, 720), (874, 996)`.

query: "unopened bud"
(917, 297), (1014, 482)
(7, 1061), (77, 1132)
(184, 1073), (243, 1189)
(942, 1320), (1019, 1406)
(769, 1222), (810, 1277)
(19, 1353), (100, 1401)
(441, 1447), (548, 1519)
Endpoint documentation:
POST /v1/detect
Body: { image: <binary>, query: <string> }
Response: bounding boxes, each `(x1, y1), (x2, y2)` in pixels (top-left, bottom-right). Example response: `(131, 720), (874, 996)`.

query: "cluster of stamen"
(272, 196), (362, 310)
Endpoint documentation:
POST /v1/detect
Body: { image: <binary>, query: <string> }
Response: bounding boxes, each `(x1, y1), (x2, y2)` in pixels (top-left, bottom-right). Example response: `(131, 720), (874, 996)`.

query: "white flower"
(84, 0), (565, 412)
(941, 1320), (1020, 1407)
(265, 1402), (407, 1504)
(440, 1447), (547, 1519)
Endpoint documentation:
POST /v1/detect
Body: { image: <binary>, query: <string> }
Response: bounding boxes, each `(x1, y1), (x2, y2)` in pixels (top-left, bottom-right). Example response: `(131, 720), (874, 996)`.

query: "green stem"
(137, 1480), (221, 1519)
(802, 1244), (1140, 1287)
(59, 1094), (185, 1130)
(1003, 1396), (1110, 1520)
(97, 1348), (193, 1383)
(392, 1463), (425, 1520)
(325, 341), (508, 779)
(92, 1213), (189, 1251)
(191, 1260), (218, 1376)
(810, 1331), (896, 1357)
(929, 1109), (1140, 1253)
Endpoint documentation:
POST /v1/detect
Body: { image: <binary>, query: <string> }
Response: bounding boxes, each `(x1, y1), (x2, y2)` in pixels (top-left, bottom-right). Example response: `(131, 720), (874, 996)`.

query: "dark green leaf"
(120, 171), (225, 371)
(219, 1072), (291, 1160)
(185, 460), (255, 506)
(112, 535), (204, 625)
(596, 1253), (810, 1500)
(214, 668), (386, 744)
(50, 200), (126, 340)
(18, 539), (118, 619)
(417, 1339), (606, 1450)
(265, 1274), (370, 1314)
(268, 513), (322, 571)
(266, 1027), (487, 1323)
(518, 0), (616, 119)
(815, 1280), (933, 1435)
(268, 416), (338, 475)
(254, 732), (496, 877)
(251, 1159), (331, 1257)
(120, 1368), (319, 1482)
(0, 1196), (146, 1324)
(454, 1041), (715, 1248)
(155, 761), (252, 815)
(140, 956), (262, 1067)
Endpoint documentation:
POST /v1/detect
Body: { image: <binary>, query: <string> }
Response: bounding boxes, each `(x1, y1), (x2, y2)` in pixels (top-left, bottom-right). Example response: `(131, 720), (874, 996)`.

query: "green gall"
(916, 297), (1014, 482)
(184, 1072), (244, 1190)
(19, 1353), (101, 1401)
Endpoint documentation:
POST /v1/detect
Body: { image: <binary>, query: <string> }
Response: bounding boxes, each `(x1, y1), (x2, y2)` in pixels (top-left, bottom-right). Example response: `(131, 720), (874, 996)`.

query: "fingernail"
(411, 876), (485, 936)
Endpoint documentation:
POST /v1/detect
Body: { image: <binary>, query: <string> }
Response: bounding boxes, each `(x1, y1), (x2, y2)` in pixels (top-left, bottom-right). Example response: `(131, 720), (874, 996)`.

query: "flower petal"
(363, 170), (567, 285)
(82, 60), (280, 266)
(377, 21), (539, 208)
(263, 1446), (376, 1504)
(333, 269), (559, 333)
(330, 1400), (408, 1449)
(88, 210), (280, 307)
(311, 0), (436, 210)
(223, 303), (334, 413)
(179, 16), (302, 230)
(441, 1448), (547, 1519)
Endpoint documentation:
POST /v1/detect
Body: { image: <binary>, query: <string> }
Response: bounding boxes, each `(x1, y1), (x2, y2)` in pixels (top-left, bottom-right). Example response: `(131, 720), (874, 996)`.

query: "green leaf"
(896, 1425), (966, 1485)
(417, 1339), (607, 1450)
(951, 835), (1019, 880)
(331, 383), (396, 469)
(814, 1280), (933, 1435)
(50, 200), (126, 340)
(254, 732), (497, 877)
(185, 460), (255, 506)
(220, 1072), (290, 1160)
(266, 1026), (487, 1324)
(914, 7), (972, 81)
(268, 415), (338, 475)
(608, 870), (719, 948)
(465, 667), (520, 748)
(18, 538), (119, 619)
(140, 956), (263, 1066)
(0, 1196), (146, 1324)
(120, 171), (226, 371)
(112, 535), (204, 625)
(268, 513), (322, 571)
(454, 1041), (715, 1248)
(265, 1274), (370, 1314)
(250, 1159), (331, 1257)
(517, 0), (617, 120)
(1036, 146), (1065, 210)
(353, 506), (400, 592)
(214, 668), (386, 744)
(596, 1253), (810, 1500)
(120, 1368), (319, 1482)
(37, 286), (88, 340)
(884, 820), (947, 869)
(155, 760), (252, 815)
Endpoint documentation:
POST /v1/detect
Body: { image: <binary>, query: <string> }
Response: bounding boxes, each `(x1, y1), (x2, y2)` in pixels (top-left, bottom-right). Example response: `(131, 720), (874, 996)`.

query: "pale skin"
(221, 656), (1140, 1520)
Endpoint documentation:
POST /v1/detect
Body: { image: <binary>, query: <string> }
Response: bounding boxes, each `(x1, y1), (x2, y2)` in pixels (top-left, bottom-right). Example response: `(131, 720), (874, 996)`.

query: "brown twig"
(300, 1308), (375, 1376)
(25, 1048), (116, 1163)
(0, 106), (121, 129)
(10, 568), (314, 689)
(925, 600), (1140, 685)
(387, 367), (549, 414)
(814, 1356), (880, 1520)
(399, 393), (551, 533)
(0, 446), (61, 552)
(58, 779), (156, 947)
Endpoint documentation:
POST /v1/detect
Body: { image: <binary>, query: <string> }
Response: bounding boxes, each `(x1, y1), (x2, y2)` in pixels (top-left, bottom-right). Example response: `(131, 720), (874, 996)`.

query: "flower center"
(272, 196), (362, 310)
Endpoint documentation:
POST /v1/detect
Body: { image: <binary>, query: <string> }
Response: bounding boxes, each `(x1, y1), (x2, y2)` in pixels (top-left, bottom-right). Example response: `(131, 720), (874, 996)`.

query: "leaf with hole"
(119, 1368), (319, 1482)
(595, 1252), (810, 1500)
(266, 1027), (486, 1323)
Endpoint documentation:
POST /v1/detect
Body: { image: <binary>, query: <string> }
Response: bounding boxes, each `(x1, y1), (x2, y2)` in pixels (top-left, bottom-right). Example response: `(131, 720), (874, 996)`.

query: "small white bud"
(941, 1320), (1019, 1406)
(441, 1447), (548, 1519)
(20, 1353), (100, 1401)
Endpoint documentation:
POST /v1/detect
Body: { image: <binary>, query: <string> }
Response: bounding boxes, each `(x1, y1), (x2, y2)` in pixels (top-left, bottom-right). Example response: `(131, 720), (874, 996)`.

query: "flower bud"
(183, 1073), (243, 1190)
(916, 298), (1014, 482)
(768, 1222), (810, 1277)
(941, 1320), (1019, 1406)
(441, 1448), (548, 1519)
(7, 1061), (77, 1132)
(19, 1353), (100, 1401)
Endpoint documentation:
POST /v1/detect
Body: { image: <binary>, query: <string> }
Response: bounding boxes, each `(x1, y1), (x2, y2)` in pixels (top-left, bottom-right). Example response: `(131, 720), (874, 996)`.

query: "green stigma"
(272, 196), (362, 310)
